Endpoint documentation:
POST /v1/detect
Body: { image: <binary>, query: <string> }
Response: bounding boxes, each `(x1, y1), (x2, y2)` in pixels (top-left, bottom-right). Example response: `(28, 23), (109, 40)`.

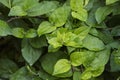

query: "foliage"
(0, 0), (120, 80)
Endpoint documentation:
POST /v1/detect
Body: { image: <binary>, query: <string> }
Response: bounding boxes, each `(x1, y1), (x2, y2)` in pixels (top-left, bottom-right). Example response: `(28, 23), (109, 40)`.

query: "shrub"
(0, 0), (120, 80)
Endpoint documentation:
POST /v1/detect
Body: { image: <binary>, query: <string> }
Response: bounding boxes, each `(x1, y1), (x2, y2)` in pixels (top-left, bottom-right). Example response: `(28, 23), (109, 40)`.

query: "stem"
(7, 17), (21, 23)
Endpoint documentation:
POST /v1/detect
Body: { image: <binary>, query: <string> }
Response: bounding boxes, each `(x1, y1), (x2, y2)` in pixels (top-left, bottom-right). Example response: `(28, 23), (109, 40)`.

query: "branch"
(7, 17), (21, 23)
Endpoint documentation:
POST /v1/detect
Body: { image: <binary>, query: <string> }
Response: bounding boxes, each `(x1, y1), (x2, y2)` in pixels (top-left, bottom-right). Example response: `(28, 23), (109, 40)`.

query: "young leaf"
(53, 59), (71, 75)
(106, 0), (119, 5)
(70, 52), (85, 66)
(74, 26), (91, 40)
(95, 6), (113, 23)
(37, 21), (56, 36)
(70, 0), (83, 11)
(49, 5), (70, 27)
(71, 8), (88, 21)
(22, 39), (42, 66)
(83, 34), (105, 51)
(48, 37), (62, 49)
(0, 20), (11, 36)
(9, 6), (27, 16)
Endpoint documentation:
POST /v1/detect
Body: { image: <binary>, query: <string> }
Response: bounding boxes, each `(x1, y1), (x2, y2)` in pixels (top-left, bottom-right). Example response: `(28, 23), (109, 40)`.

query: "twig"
(7, 17), (21, 23)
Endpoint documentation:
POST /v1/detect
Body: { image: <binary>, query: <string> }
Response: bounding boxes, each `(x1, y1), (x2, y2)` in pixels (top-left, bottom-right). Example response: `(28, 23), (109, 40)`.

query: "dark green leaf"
(22, 39), (42, 66)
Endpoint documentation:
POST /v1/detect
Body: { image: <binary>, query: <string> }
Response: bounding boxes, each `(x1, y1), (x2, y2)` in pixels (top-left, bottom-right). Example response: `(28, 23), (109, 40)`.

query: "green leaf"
(71, 8), (88, 21)
(9, 6), (27, 16)
(83, 34), (105, 51)
(25, 29), (37, 38)
(22, 39), (42, 66)
(70, 52), (85, 66)
(88, 47), (111, 69)
(12, 28), (25, 38)
(73, 71), (81, 80)
(110, 54), (120, 72)
(74, 26), (91, 40)
(27, 1), (58, 16)
(0, 0), (12, 8)
(0, 59), (18, 78)
(81, 70), (92, 80)
(29, 36), (48, 48)
(0, 20), (11, 36)
(106, 0), (119, 5)
(48, 37), (62, 49)
(10, 67), (33, 80)
(70, 0), (84, 11)
(41, 51), (67, 74)
(111, 26), (120, 36)
(53, 59), (71, 75)
(49, 5), (70, 27)
(37, 21), (56, 36)
(95, 6), (113, 23)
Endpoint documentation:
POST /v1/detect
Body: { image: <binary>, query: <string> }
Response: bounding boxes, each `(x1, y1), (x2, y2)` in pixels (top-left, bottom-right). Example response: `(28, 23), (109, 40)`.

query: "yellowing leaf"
(72, 8), (88, 21)
(70, 0), (84, 11)
(53, 59), (71, 75)
(70, 52), (85, 66)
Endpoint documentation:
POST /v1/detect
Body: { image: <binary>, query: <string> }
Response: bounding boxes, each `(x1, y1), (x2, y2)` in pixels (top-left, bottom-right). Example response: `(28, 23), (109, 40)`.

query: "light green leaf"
(72, 8), (88, 21)
(0, 0), (12, 8)
(0, 59), (18, 78)
(83, 34), (105, 51)
(81, 70), (92, 80)
(12, 28), (25, 38)
(70, 0), (83, 11)
(49, 5), (70, 27)
(25, 29), (37, 38)
(9, 6), (27, 16)
(27, 1), (58, 16)
(106, 0), (119, 5)
(73, 71), (81, 80)
(37, 21), (56, 36)
(74, 26), (91, 40)
(48, 38), (62, 49)
(70, 52), (85, 66)
(53, 59), (71, 75)
(95, 6), (113, 23)
(0, 20), (11, 36)
(22, 39), (42, 66)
